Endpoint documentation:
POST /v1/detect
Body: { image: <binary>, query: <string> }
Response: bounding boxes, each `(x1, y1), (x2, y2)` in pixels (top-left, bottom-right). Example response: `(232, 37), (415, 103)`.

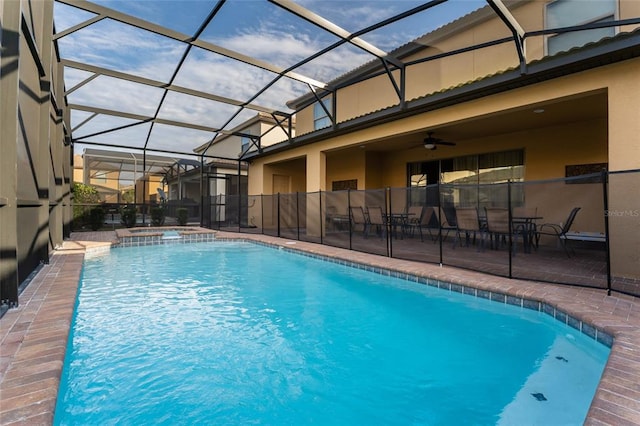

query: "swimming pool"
(54, 242), (609, 425)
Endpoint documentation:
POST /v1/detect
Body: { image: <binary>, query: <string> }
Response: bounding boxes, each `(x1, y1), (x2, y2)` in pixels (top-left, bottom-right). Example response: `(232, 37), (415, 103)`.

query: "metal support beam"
(270, 0), (403, 68)
(380, 59), (403, 104)
(61, 59), (279, 114)
(71, 111), (98, 132)
(74, 118), (152, 140)
(72, 140), (239, 162)
(64, 71), (99, 96)
(263, 113), (293, 143)
(68, 103), (220, 133)
(52, 14), (105, 40)
(56, 0), (328, 89)
(307, 84), (334, 127)
(487, 0), (527, 74)
(142, 1), (225, 152)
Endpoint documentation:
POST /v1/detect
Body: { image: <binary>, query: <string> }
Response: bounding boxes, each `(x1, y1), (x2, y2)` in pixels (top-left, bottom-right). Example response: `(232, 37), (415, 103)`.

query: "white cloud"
(146, 123), (215, 153)
(57, 18), (186, 82)
(157, 91), (241, 129)
(73, 115), (141, 139)
(82, 121), (152, 149)
(57, 0), (440, 156)
(68, 75), (165, 117)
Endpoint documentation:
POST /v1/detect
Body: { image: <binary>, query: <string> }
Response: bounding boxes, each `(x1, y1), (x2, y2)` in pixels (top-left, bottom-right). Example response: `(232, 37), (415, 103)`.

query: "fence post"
(602, 169), (612, 296)
(507, 180), (513, 279)
(277, 193), (281, 237)
(348, 189), (352, 250)
(296, 192), (300, 240)
(260, 194), (264, 235)
(319, 190), (323, 245)
(437, 181), (443, 266)
(386, 187), (391, 258)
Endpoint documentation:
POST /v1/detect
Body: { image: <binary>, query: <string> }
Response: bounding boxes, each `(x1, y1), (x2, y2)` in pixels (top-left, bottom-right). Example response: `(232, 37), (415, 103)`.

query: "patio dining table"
(384, 212), (417, 239)
(512, 215), (543, 253)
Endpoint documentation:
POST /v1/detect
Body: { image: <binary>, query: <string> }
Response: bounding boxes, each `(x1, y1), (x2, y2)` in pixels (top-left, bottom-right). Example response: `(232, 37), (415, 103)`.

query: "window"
(407, 150), (524, 209)
(546, 0), (616, 56)
(313, 97), (332, 130)
(331, 179), (357, 191)
(241, 136), (251, 153)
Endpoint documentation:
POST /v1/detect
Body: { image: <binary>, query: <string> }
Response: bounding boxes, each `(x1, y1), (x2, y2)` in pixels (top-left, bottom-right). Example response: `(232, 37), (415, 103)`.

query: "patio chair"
(430, 207), (456, 243)
(366, 206), (388, 239)
(404, 205), (424, 238)
(485, 207), (518, 254)
(349, 206), (369, 237)
(402, 206), (430, 240)
(453, 207), (484, 249)
(326, 206), (349, 232)
(535, 207), (581, 257)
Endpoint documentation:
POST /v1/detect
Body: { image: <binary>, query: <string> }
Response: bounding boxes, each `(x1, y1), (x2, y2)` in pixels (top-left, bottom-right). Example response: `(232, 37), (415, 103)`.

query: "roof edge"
(249, 31), (640, 161)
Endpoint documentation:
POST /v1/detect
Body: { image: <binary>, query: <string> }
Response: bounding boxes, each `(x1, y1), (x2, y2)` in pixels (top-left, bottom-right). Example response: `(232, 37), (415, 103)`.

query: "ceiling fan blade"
(423, 131), (455, 148)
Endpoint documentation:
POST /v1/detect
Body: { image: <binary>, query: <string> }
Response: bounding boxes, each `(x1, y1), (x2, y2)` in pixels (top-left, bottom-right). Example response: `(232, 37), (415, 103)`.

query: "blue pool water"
(55, 242), (609, 425)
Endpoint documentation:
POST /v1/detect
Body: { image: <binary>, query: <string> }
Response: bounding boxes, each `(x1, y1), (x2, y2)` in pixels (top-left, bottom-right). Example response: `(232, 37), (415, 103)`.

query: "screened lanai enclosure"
(2, 0), (640, 311)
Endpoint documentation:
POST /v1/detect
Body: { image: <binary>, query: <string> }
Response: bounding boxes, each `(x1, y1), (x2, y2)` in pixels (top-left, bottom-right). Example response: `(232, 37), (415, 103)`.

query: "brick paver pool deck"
(1, 231), (639, 425)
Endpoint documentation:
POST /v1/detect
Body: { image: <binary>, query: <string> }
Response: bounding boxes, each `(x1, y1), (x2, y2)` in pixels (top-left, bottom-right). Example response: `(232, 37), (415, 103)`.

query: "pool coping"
(1, 231), (639, 425)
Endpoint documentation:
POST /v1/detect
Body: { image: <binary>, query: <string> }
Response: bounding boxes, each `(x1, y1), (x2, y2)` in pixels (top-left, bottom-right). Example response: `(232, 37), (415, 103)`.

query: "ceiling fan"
(423, 132), (456, 150)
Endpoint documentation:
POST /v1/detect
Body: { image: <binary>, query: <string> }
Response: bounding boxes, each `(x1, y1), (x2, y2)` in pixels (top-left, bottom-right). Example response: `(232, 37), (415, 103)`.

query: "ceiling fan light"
(424, 143), (436, 150)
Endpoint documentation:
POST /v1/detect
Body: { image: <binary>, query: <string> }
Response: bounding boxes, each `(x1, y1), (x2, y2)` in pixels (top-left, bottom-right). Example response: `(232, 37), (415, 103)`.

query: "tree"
(72, 183), (102, 228)
(121, 188), (135, 204)
(73, 182), (101, 204)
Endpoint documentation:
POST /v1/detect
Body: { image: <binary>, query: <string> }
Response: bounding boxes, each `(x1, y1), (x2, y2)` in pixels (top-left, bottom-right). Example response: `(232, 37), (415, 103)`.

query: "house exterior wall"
(135, 176), (164, 204)
(255, 59), (637, 184)
(295, 102), (316, 137)
(292, 0), (640, 138)
(201, 114), (294, 159)
(336, 70), (402, 123)
(247, 2), (639, 279)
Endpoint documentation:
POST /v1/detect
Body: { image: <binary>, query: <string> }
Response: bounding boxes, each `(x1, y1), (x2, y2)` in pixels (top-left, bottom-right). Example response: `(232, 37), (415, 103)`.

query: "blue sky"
(54, 0), (486, 154)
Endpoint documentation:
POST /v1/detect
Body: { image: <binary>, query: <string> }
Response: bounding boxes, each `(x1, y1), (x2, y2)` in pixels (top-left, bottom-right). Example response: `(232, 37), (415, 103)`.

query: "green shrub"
(88, 206), (105, 231)
(177, 208), (188, 226)
(120, 205), (137, 228)
(72, 183), (101, 230)
(150, 206), (165, 226)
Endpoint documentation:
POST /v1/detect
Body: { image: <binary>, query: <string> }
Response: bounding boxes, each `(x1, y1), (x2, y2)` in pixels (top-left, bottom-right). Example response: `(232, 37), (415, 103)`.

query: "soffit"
(346, 91), (608, 153)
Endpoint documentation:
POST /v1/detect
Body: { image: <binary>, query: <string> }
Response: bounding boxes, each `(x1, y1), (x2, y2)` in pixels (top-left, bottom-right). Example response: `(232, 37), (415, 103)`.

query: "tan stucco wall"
(337, 71), (401, 123)
(73, 154), (84, 184)
(249, 58), (639, 277)
(204, 117), (294, 159)
(135, 176), (163, 203)
(366, 152), (384, 189)
(326, 151), (366, 190)
(261, 158), (306, 195)
(253, 60), (638, 192)
(294, 1), (640, 136)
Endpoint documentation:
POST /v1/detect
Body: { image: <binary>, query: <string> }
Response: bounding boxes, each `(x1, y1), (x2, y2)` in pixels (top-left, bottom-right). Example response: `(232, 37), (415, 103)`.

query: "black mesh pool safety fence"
(212, 170), (639, 298)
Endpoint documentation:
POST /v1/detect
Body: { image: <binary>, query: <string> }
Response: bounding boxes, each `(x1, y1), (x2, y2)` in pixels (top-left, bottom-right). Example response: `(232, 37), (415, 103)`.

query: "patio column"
(306, 150), (326, 193)
(306, 150), (326, 238)
(607, 63), (640, 282)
